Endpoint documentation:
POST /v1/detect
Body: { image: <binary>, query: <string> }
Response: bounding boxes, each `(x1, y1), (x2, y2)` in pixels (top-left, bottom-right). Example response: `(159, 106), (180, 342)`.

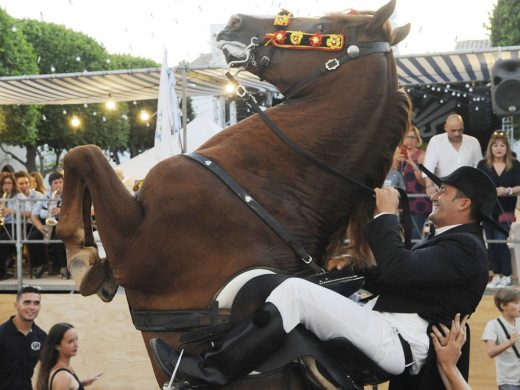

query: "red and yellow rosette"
(309, 33), (323, 47)
(273, 30), (288, 44)
(326, 34), (343, 50)
(264, 31), (345, 51)
(290, 31), (303, 46)
(274, 12), (291, 26)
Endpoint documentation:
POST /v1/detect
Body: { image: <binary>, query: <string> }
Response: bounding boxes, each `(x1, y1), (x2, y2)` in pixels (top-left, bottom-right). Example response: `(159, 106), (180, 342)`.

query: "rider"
(151, 165), (496, 388)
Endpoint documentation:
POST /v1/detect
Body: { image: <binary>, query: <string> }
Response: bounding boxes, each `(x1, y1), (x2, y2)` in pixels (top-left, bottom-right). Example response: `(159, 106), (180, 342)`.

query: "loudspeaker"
(491, 58), (520, 116)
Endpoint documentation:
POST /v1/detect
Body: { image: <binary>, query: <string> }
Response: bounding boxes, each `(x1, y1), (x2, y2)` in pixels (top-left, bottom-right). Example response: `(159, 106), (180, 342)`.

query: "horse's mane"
(324, 9), (393, 41)
(324, 89), (412, 270)
(325, 10), (374, 23)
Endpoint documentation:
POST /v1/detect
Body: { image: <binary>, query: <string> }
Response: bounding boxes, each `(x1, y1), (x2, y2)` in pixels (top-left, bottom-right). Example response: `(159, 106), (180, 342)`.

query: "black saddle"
(226, 272), (391, 389)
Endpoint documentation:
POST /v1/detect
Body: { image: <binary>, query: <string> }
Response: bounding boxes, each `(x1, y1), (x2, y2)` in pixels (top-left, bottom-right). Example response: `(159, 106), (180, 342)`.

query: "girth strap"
(184, 152), (322, 273)
(130, 301), (229, 332)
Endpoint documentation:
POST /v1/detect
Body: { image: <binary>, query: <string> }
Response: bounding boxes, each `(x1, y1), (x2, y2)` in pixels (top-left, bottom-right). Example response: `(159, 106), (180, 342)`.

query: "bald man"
(423, 114), (482, 198)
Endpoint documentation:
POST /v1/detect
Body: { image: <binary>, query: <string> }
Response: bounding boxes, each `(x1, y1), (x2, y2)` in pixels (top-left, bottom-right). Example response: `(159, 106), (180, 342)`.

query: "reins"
(223, 11), (412, 248)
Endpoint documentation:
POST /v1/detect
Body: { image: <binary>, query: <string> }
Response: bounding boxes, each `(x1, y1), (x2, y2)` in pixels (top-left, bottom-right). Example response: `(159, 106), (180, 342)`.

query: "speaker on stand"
(491, 58), (520, 117)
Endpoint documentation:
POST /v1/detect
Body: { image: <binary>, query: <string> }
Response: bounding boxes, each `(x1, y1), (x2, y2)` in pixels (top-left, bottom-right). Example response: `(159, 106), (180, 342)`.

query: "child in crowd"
(482, 288), (520, 389)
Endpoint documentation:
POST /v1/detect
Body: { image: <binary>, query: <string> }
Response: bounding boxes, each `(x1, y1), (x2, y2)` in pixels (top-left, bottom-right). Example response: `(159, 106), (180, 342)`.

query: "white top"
(423, 133), (482, 177)
(482, 316), (520, 385)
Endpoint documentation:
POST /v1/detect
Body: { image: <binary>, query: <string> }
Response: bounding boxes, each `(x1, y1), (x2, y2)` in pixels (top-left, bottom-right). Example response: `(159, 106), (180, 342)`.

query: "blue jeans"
(499, 384), (520, 390)
(485, 222), (512, 276)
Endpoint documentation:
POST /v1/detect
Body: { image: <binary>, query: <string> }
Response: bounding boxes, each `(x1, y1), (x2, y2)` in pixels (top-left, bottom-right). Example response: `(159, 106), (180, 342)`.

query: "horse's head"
(217, 0), (410, 96)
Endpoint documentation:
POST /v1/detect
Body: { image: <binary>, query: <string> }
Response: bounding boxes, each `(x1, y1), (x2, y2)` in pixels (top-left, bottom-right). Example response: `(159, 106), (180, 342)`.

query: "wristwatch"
(508, 187), (513, 195)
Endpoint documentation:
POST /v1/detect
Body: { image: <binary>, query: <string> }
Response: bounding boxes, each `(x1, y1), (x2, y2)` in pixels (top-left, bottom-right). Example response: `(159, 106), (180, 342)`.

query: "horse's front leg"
(58, 149), (109, 298)
(58, 173), (103, 297)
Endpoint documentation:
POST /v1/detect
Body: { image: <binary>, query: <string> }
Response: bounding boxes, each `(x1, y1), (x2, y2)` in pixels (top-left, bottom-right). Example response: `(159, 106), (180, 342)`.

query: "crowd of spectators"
(0, 169), (67, 280)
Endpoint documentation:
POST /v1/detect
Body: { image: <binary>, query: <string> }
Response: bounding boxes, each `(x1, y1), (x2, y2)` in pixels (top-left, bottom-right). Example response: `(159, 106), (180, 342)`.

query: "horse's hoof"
(78, 259), (106, 296)
(96, 261), (119, 302)
(67, 247), (104, 296)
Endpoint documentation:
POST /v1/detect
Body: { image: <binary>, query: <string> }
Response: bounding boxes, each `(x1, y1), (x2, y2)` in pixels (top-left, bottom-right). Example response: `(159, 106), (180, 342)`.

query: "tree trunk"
(25, 145), (37, 172)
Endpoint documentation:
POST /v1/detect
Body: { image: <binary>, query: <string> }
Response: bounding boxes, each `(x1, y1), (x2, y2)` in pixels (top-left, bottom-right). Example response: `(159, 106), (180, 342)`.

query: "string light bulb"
(139, 110), (151, 121)
(70, 115), (81, 128)
(105, 93), (116, 110)
(225, 83), (235, 94)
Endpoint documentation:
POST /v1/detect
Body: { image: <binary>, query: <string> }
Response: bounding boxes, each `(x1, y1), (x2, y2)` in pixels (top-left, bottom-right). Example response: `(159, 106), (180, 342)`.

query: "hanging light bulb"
(105, 93), (116, 110)
(139, 110), (150, 121)
(225, 83), (235, 94)
(70, 115), (81, 128)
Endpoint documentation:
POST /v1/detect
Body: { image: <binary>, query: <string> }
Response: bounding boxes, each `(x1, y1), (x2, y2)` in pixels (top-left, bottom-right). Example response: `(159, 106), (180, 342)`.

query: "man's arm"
(364, 215), (481, 286)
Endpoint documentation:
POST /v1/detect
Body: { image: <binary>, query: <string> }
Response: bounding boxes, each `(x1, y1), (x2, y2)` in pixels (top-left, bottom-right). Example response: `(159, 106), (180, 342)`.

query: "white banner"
(154, 51), (183, 160)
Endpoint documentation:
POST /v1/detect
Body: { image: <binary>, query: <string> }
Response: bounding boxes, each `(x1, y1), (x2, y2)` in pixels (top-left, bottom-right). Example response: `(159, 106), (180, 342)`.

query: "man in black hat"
(151, 166), (493, 389)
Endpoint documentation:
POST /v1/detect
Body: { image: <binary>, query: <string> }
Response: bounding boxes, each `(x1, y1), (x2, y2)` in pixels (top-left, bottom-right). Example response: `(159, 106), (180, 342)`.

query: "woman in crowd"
(30, 171), (47, 194)
(477, 130), (520, 288)
(384, 146), (405, 189)
(0, 173), (18, 279)
(36, 323), (102, 390)
(397, 126), (431, 239)
(0, 172), (16, 199)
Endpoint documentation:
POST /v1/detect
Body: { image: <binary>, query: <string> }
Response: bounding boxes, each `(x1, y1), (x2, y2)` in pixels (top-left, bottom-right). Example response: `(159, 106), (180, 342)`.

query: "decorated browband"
(264, 10), (344, 52)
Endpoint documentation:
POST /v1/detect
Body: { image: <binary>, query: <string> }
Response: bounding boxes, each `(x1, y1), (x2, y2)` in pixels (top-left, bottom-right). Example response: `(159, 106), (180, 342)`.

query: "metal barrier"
(0, 197), (64, 290)
(2, 194), (520, 289)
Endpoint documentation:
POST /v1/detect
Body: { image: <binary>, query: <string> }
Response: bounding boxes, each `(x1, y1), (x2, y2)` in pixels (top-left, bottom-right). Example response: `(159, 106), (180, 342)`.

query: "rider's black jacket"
(361, 214), (488, 390)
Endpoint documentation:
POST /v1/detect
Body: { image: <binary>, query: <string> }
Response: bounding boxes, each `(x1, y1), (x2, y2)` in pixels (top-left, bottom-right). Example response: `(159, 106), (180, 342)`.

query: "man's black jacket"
(362, 214), (488, 390)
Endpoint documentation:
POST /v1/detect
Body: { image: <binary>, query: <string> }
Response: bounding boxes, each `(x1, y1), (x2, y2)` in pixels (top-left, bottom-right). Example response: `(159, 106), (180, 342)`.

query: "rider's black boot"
(150, 302), (285, 386)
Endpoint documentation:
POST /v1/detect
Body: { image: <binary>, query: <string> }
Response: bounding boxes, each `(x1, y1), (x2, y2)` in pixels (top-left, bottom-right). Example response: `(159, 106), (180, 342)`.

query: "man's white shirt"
(423, 133), (482, 177)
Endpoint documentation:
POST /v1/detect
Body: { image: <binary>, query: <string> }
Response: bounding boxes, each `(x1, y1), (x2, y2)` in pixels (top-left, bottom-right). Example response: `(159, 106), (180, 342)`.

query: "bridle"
(223, 10), (413, 246)
(224, 10), (394, 196)
(225, 10), (391, 99)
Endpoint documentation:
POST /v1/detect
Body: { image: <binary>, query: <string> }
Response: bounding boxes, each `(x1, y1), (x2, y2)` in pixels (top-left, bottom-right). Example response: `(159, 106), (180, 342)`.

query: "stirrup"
(162, 382), (192, 390)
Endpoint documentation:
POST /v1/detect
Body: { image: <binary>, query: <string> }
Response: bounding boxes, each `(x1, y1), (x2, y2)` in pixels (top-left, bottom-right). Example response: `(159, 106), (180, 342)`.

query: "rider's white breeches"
(266, 278), (429, 375)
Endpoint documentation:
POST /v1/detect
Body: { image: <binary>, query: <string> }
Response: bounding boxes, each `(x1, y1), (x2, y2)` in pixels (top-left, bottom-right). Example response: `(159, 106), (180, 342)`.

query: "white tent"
(116, 115), (222, 185)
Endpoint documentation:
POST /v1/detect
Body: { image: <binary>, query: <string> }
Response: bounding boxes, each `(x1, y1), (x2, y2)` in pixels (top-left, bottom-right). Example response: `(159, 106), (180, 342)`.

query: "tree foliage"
(0, 12), (196, 171)
(489, 0), (520, 46)
(0, 9), (40, 154)
(17, 19), (132, 170)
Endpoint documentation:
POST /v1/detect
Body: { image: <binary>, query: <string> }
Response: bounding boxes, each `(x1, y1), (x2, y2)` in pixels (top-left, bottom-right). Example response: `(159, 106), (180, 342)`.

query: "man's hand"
(374, 187), (399, 215)
(327, 254), (353, 271)
(425, 178), (437, 198)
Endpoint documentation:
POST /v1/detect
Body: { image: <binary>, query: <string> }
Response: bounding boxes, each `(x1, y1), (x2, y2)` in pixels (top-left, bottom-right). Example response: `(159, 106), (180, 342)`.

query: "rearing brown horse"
(58, 0), (411, 388)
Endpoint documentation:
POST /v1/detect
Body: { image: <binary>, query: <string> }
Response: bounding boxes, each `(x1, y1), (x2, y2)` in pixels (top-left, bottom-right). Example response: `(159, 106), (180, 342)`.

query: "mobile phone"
(400, 145), (408, 159)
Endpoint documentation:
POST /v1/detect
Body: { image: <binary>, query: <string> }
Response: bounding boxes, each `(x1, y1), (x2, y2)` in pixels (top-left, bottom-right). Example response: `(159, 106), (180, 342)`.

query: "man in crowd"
(28, 172), (67, 278)
(423, 113), (482, 198)
(0, 286), (47, 390)
(150, 165), (495, 389)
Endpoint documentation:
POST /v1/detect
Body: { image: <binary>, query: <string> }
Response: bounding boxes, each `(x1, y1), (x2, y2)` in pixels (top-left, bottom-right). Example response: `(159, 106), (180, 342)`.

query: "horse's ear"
(391, 23), (411, 46)
(365, 0), (396, 34)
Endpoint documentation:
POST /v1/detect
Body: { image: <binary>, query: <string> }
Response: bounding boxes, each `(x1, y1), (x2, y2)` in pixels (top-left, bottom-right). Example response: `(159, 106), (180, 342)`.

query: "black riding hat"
(419, 164), (507, 235)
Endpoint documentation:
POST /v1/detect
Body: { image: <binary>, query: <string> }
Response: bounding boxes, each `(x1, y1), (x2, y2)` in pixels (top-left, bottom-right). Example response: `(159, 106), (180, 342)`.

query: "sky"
(0, 0), (498, 68)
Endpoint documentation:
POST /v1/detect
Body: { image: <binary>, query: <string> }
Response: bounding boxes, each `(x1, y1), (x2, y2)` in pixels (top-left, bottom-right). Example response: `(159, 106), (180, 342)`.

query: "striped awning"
(0, 65), (277, 105)
(0, 46), (519, 105)
(396, 45), (520, 86)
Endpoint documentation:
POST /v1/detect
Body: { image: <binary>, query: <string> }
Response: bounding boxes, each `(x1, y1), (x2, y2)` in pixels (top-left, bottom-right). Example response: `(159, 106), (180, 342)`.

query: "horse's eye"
(315, 23), (324, 33)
